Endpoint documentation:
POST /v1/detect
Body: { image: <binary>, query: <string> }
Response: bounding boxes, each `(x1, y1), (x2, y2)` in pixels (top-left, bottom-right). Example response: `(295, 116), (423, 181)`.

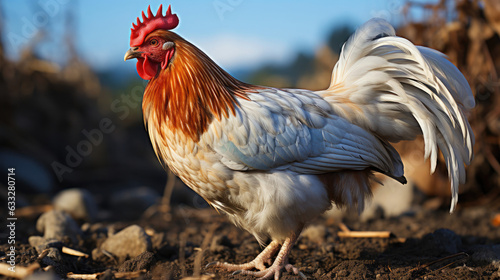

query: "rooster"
(124, 5), (474, 279)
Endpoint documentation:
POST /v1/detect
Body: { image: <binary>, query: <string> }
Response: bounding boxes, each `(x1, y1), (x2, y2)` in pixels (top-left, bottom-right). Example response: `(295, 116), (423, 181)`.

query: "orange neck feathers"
(142, 32), (254, 142)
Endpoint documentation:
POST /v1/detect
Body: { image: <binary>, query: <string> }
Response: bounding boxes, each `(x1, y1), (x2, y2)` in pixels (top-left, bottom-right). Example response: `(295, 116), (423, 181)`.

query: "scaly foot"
(232, 236), (305, 280)
(206, 240), (279, 271)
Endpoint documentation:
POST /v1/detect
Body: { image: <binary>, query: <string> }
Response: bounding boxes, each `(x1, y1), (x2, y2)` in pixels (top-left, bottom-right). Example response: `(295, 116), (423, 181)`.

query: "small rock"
(95, 225), (152, 263)
(421, 228), (462, 256)
(36, 210), (82, 243)
(110, 187), (160, 220)
(53, 188), (97, 221)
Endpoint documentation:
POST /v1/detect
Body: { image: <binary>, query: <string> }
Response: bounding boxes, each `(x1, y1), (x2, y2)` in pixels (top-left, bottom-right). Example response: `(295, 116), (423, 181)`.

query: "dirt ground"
(2, 201), (500, 280)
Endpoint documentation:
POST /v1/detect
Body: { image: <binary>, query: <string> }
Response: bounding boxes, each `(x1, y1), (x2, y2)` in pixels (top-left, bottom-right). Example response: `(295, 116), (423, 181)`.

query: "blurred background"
(0, 0), (499, 221)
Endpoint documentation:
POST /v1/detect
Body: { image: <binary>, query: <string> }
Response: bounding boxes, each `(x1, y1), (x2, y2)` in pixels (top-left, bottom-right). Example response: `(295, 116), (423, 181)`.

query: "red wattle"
(136, 56), (159, 80)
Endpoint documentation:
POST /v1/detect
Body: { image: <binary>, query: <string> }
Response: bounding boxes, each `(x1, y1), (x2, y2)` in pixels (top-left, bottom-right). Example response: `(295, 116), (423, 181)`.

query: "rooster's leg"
(234, 233), (306, 280)
(207, 240), (280, 271)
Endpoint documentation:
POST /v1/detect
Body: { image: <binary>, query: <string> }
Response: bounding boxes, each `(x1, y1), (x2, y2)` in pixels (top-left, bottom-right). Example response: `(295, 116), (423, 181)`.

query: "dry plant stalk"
(408, 252), (469, 277)
(337, 222), (392, 238)
(193, 224), (219, 277)
(181, 275), (215, 280)
(62, 246), (89, 258)
(67, 270), (146, 279)
(179, 231), (188, 278)
(0, 263), (40, 279)
(337, 231), (392, 238)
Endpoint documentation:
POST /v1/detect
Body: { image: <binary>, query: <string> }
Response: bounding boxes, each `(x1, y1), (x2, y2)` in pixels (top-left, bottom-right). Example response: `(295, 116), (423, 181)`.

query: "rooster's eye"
(150, 39), (158, 46)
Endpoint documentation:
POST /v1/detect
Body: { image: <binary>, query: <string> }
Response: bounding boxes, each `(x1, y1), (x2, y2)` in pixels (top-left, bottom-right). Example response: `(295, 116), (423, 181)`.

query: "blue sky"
(1, 0), (421, 72)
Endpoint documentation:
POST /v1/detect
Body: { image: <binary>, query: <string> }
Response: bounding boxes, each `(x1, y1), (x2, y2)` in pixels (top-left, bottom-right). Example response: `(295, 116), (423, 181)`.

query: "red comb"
(130, 4), (179, 47)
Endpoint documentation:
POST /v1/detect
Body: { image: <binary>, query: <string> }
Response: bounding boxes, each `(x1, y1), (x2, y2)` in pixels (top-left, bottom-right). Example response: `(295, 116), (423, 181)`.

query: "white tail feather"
(320, 18), (475, 212)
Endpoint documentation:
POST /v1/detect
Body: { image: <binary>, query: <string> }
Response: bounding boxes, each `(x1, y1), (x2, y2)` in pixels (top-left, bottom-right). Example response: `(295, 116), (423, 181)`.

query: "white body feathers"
(145, 19), (474, 244)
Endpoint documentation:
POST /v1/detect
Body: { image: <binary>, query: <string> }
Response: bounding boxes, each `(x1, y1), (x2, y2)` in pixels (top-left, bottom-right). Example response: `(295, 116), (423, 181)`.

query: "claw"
(205, 261), (219, 268)
(232, 270), (242, 276)
(285, 263), (299, 274)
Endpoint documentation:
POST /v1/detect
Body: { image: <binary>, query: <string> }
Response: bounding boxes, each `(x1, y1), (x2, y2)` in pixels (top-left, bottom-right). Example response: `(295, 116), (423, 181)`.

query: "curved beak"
(124, 47), (143, 61)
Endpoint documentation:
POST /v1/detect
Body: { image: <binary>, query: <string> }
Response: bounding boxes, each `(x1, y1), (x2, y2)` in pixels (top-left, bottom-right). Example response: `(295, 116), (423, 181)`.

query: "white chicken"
(124, 6), (474, 278)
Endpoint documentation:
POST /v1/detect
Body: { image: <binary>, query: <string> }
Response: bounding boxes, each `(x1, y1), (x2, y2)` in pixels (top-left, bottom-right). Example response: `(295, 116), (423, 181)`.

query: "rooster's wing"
(206, 88), (404, 179)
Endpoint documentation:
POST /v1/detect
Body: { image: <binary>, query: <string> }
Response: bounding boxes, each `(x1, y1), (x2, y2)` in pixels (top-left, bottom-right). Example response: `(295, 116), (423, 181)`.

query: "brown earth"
(2, 203), (500, 280)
